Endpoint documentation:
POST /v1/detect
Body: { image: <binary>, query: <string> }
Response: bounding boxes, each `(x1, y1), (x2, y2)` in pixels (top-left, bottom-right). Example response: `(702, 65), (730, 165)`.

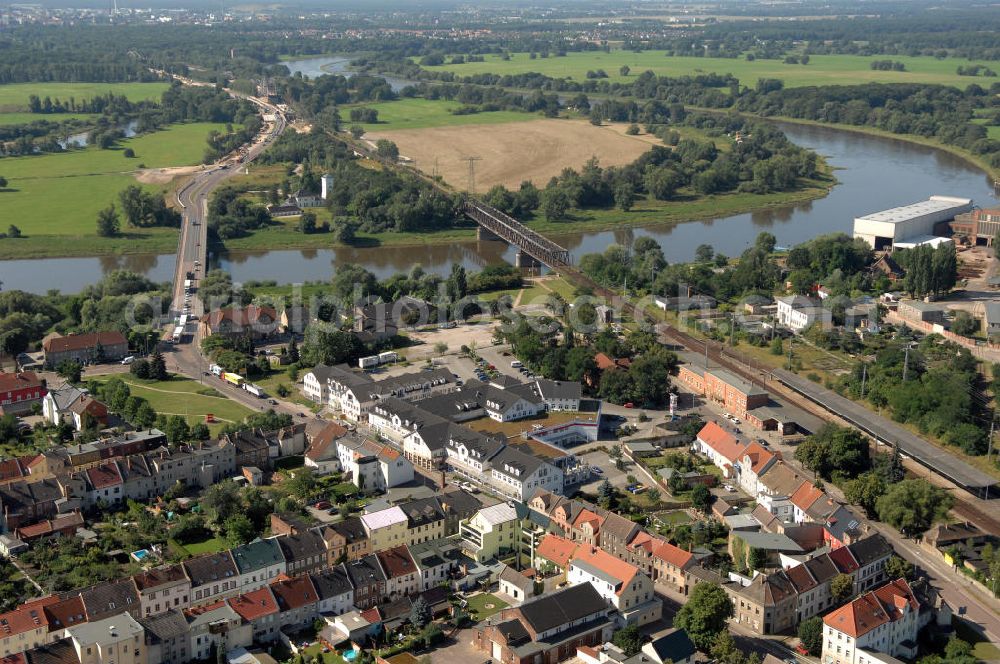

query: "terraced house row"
(0, 426), (307, 537)
(0, 505), (487, 664)
(0, 549), (461, 664)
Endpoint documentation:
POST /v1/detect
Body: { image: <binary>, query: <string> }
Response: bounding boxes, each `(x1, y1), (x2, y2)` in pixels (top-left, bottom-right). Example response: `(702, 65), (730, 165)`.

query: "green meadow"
(417, 51), (997, 89)
(0, 112), (99, 126)
(0, 122), (231, 259)
(91, 373), (254, 431)
(0, 81), (171, 112)
(346, 97), (542, 131)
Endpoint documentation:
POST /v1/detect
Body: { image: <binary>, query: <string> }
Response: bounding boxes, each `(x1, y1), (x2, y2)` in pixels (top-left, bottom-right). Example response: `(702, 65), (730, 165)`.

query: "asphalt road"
(158, 82), (303, 419)
(169, 92), (286, 323)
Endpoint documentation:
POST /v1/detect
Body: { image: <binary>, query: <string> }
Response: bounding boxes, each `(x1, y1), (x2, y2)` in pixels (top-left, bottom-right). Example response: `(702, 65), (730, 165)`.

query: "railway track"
(570, 272), (1000, 532)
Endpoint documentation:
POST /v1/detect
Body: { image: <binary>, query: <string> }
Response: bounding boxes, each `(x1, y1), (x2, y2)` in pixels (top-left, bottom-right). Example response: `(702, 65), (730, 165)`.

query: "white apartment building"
(567, 547), (661, 627)
(822, 579), (920, 664)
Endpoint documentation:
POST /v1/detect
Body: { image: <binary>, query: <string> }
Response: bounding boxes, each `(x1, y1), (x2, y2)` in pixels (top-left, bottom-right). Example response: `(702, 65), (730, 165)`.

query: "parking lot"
(401, 321), (498, 362)
(477, 345), (537, 383)
(576, 448), (632, 493)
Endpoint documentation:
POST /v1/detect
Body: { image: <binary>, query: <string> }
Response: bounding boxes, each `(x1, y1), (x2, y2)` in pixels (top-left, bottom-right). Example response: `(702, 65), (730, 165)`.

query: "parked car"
(624, 402), (634, 409)
(314, 501), (331, 510)
(592, 467), (604, 475)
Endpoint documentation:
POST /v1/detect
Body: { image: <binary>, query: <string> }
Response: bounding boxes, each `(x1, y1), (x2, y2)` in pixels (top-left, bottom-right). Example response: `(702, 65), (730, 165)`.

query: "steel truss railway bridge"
(463, 198), (570, 269)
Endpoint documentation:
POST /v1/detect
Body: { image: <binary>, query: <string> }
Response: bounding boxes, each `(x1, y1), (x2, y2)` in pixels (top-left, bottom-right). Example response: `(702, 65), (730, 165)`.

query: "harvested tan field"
(366, 118), (654, 190)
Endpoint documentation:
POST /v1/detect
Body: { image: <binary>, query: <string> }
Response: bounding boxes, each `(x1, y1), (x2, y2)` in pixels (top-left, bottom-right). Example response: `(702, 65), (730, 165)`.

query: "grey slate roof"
(733, 531), (804, 552)
(447, 427), (505, 460)
(534, 379), (582, 401)
(342, 555), (387, 587)
(647, 629), (696, 663)
(78, 577), (140, 619)
(310, 568), (354, 600)
(276, 531), (327, 562)
(46, 384), (86, 412)
(847, 534), (893, 566)
(803, 553), (839, 584)
(140, 609), (189, 644)
(438, 488), (483, 519)
(183, 551), (238, 587)
(398, 497), (446, 528)
(516, 583), (608, 634)
(489, 446), (546, 479)
(599, 511), (641, 545)
(499, 564), (535, 593)
(329, 516), (367, 543)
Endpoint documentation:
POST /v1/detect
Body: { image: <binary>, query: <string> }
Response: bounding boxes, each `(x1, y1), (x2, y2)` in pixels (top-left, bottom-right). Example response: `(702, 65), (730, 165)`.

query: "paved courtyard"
(426, 628), (485, 664)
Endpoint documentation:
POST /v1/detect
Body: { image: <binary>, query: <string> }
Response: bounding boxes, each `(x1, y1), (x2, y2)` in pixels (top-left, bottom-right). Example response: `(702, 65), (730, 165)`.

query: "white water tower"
(321, 173), (334, 200)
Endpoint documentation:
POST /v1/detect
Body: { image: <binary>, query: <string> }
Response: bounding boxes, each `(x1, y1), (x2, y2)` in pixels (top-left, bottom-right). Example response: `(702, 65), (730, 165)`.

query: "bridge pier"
(477, 226), (502, 241)
(515, 249), (542, 269)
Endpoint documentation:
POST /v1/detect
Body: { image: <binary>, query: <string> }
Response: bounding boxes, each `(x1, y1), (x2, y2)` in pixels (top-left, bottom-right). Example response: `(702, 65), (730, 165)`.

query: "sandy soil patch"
(366, 118), (655, 190)
(133, 165), (206, 185)
(601, 122), (671, 147)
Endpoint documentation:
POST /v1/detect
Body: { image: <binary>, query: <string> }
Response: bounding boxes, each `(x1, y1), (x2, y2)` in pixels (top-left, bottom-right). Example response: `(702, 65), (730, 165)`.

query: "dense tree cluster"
(784, 233), (876, 295)
(488, 116), (821, 224)
(893, 243), (958, 299)
(844, 334), (987, 454)
(674, 583), (734, 651)
(0, 271), (167, 361)
(794, 423), (872, 482)
(118, 185), (181, 228)
(207, 186), (272, 239)
(259, 131), (462, 235)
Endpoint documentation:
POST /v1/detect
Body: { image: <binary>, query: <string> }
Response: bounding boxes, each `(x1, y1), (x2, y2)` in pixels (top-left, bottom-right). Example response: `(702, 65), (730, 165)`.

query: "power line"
(462, 155), (481, 195)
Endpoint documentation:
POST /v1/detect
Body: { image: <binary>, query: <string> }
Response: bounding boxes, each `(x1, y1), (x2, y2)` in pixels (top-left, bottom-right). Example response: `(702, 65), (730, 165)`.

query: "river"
(2, 66), (997, 293)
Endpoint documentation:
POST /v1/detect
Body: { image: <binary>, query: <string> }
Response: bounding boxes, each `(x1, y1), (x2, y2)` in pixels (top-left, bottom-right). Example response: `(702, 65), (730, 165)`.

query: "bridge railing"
(463, 199), (571, 267)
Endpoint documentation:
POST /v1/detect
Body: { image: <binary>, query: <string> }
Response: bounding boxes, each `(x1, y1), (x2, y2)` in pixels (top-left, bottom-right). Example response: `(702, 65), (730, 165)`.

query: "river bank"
(3, 120), (994, 294)
(0, 123), (835, 261)
(749, 115), (1000, 184)
(214, 166), (835, 254)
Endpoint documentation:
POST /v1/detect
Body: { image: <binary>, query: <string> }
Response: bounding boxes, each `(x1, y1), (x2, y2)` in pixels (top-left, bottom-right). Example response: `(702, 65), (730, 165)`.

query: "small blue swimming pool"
(341, 649), (358, 661)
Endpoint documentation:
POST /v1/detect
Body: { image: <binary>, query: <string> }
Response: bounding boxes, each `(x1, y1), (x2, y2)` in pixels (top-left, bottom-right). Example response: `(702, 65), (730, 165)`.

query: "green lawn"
(0, 112), (98, 126)
(464, 593), (508, 621)
(417, 51), (999, 89)
(302, 644), (347, 664)
(0, 122), (233, 259)
(539, 275), (578, 301)
(91, 373), (254, 429)
(0, 81), (170, 112)
(347, 97), (545, 131)
(658, 510), (694, 526)
(173, 536), (228, 557)
(972, 118), (1000, 140)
